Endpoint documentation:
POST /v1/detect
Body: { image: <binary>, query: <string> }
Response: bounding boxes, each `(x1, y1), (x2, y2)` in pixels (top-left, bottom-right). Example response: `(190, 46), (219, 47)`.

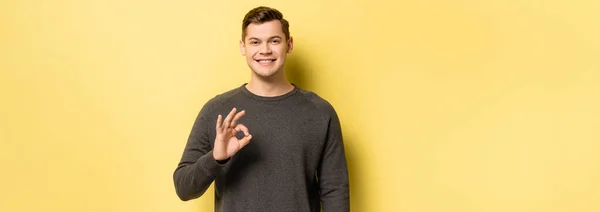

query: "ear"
(239, 40), (246, 55)
(287, 36), (294, 54)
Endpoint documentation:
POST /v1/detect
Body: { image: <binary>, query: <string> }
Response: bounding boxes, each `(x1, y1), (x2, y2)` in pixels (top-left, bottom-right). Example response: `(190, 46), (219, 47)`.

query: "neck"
(246, 72), (294, 97)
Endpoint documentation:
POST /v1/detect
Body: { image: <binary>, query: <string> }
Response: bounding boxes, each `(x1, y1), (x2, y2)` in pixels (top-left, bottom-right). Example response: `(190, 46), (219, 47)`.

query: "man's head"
(240, 6), (293, 79)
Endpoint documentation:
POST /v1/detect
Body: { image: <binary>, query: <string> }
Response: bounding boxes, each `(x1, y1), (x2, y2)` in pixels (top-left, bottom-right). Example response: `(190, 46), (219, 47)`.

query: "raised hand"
(213, 108), (252, 161)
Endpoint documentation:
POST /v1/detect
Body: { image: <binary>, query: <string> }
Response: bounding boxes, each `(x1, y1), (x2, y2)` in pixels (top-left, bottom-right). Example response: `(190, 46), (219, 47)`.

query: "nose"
(260, 43), (272, 54)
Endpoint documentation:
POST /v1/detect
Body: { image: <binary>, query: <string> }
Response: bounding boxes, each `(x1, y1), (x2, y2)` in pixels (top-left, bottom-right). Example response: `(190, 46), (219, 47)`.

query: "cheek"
(246, 50), (258, 60)
(274, 47), (288, 56)
(245, 47), (258, 56)
(277, 50), (289, 59)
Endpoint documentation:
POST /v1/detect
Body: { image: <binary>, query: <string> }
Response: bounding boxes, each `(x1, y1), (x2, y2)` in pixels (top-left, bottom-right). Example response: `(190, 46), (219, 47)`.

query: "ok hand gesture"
(213, 108), (252, 161)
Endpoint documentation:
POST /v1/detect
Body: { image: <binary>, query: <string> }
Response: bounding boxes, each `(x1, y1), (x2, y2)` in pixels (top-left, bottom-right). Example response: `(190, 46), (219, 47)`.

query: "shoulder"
(199, 86), (244, 116)
(296, 88), (338, 119)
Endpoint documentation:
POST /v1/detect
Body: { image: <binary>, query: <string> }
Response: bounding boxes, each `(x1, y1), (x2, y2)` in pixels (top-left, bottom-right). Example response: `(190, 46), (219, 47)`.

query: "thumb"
(238, 134), (252, 149)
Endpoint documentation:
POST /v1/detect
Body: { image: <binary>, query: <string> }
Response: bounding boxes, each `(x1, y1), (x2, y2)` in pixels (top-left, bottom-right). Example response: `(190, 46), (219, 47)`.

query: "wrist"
(215, 158), (230, 165)
(212, 151), (229, 163)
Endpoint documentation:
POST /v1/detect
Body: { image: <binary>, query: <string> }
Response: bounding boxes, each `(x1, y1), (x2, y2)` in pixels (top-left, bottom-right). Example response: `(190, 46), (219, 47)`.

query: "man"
(173, 6), (349, 212)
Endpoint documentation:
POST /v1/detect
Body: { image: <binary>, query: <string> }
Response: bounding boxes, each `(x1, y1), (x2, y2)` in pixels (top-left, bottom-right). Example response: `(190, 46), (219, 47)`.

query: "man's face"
(240, 20), (293, 79)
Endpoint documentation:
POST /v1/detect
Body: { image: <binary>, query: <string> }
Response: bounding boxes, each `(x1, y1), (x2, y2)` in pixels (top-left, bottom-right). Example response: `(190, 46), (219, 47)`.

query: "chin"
(251, 67), (283, 78)
(252, 70), (278, 78)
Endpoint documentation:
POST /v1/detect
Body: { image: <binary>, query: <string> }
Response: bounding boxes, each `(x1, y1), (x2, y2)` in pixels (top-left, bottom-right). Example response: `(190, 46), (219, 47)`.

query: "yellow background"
(1, 0), (599, 211)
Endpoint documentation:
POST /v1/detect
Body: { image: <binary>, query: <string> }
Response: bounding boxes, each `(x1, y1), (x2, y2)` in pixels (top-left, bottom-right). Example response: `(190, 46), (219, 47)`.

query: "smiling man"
(173, 6), (349, 212)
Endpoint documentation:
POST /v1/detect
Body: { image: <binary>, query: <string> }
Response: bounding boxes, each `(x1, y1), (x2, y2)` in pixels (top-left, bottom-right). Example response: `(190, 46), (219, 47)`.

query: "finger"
(230, 110), (246, 127)
(238, 134), (252, 148)
(234, 123), (250, 136)
(223, 108), (237, 128)
(216, 114), (223, 129)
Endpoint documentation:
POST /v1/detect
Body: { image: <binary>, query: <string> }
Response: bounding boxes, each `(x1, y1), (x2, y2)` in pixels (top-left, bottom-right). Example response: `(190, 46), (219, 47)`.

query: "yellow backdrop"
(2, 0), (599, 211)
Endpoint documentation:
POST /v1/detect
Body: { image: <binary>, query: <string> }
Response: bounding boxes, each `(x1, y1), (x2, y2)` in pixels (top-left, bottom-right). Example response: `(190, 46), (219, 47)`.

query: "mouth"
(254, 59), (277, 65)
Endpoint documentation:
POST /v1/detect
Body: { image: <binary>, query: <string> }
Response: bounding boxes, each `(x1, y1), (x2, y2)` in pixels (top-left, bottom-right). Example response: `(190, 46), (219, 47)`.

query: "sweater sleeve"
(173, 104), (224, 201)
(318, 106), (350, 212)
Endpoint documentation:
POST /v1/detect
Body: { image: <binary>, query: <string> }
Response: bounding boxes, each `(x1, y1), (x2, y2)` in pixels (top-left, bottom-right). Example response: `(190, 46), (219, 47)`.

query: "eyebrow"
(248, 36), (283, 41)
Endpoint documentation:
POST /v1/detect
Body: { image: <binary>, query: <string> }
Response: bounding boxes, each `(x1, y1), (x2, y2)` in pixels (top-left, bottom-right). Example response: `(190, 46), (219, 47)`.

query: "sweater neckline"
(240, 83), (299, 102)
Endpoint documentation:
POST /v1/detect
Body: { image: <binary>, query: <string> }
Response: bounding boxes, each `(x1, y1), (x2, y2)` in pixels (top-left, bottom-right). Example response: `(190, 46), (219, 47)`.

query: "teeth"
(258, 59), (275, 62)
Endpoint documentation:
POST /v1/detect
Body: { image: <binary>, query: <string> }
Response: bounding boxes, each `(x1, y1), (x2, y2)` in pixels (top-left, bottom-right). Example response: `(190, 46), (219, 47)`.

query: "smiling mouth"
(255, 59), (276, 64)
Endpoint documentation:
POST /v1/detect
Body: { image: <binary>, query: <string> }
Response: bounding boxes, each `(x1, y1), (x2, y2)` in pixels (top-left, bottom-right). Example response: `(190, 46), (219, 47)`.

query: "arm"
(173, 110), (221, 201)
(173, 107), (252, 201)
(318, 108), (350, 212)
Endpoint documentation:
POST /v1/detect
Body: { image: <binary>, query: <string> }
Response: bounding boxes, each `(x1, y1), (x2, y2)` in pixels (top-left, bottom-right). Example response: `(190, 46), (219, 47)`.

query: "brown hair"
(242, 6), (290, 41)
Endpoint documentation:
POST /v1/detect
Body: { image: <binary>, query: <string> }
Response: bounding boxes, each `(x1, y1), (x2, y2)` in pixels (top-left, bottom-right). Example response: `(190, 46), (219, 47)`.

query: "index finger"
(234, 123), (250, 136)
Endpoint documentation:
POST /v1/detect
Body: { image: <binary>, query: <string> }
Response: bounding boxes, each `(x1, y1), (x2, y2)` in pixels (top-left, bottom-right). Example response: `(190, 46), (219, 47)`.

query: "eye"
(271, 39), (281, 44)
(250, 41), (260, 45)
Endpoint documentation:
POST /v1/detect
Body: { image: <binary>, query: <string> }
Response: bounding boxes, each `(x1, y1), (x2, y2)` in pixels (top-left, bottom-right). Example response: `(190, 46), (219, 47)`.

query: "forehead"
(245, 20), (284, 40)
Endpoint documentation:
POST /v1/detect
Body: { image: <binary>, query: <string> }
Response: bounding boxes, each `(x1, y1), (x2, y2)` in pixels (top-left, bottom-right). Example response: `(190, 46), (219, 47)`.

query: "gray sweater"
(173, 84), (350, 212)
